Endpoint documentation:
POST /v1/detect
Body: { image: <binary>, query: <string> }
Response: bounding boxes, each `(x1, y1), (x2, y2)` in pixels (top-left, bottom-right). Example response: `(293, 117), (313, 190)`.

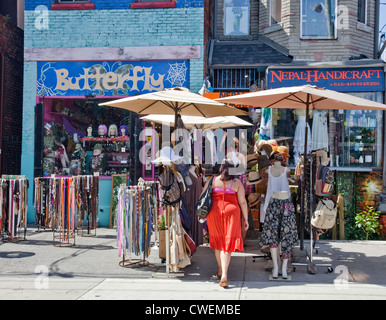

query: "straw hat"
(248, 193), (260, 208)
(152, 146), (183, 165)
(246, 170), (261, 185)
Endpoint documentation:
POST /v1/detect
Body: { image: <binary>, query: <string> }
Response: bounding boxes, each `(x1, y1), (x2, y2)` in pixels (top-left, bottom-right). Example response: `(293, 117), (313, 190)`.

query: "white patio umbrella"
(216, 84), (386, 251)
(140, 114), (253, 130)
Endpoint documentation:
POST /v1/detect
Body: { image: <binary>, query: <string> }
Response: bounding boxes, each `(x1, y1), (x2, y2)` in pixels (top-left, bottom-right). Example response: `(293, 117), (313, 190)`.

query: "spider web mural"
(166, 61), (187, 87)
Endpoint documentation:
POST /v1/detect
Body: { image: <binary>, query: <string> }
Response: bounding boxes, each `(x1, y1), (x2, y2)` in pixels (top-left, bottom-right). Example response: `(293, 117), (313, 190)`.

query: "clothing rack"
(0, 176), (28, 242)
(292, 154), (333, 274)
(116, 183), (156, 269)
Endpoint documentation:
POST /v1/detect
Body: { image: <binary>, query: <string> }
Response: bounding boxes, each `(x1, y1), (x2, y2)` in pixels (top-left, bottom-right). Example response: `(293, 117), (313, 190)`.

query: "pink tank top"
(213, 179), (236, 194)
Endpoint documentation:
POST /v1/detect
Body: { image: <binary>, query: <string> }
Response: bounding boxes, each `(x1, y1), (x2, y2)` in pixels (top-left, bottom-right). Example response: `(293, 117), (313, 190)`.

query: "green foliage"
(158, 215), (166, 231)
(354, 206), (383, 240)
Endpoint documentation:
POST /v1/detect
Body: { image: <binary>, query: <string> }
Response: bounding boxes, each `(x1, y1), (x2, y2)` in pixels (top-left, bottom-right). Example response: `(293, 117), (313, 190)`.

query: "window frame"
(269, 0), (282, 26)
(300, 0), (337, 40)
(223, 0), (250, 37)
(357, 0), (367, 25)
(52, 0), (94, 9)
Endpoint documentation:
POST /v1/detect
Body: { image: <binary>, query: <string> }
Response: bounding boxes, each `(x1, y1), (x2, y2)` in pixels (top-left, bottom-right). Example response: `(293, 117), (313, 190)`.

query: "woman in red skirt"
(203, 160), (249, 287)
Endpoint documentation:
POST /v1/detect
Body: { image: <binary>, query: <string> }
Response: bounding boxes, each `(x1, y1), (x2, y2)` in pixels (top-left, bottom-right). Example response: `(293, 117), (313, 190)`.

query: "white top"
(263, 166), (290, 212)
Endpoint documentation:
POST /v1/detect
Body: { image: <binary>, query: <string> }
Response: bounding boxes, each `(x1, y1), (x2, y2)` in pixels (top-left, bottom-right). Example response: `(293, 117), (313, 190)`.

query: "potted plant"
(157, 215), (166, 260)
(354, 206), (383, 240)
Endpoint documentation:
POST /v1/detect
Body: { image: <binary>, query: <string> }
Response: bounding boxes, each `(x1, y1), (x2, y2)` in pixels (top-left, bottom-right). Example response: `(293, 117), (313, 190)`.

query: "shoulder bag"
(195, 176), (215, 219)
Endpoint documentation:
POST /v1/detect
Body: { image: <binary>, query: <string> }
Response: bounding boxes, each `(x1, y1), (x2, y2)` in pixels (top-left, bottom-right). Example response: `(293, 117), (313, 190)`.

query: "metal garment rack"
(292, 155), (333, 274)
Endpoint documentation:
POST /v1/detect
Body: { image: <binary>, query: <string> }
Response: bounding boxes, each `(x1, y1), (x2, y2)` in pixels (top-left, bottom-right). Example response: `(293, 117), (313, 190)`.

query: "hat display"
(247, 153), (258, 168)
(260, 143), (272, 156)
(248, 193), (260, 208)
(93, 143), (104, 155)
(152, 146), (183, 165)
(246, 170), (262, 185)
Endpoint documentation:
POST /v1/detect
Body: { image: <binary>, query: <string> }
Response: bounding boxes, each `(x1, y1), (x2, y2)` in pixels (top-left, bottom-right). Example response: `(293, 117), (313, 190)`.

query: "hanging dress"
(312, 109), (329, 151)
(206, 179), (243, 252)
(293, 115), (312, 165)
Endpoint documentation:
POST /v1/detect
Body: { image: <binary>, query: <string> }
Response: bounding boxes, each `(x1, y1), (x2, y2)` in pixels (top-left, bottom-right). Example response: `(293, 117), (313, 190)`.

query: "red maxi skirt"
(206, 192), (244, 252)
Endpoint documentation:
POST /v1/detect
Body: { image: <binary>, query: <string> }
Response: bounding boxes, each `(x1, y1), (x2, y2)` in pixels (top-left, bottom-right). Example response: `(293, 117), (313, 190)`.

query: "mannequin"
(119, 125), (128, 136)
(87, 125), (93, 138)
(261, 151), (298, 279)
(90, 143), (107, 175)
(70, 143), (86, 175)
(108, 124), (118, 138)
(98, 124), (107, 138)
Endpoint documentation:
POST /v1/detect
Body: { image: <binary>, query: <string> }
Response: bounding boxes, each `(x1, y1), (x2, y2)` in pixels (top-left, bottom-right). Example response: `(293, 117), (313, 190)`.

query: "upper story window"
(52, 0), (94, 9)
(301, 0), (337, 39)
(224, 0), (250, 36)
(357, 0), (367, 24)
(270, 0), (282, 25)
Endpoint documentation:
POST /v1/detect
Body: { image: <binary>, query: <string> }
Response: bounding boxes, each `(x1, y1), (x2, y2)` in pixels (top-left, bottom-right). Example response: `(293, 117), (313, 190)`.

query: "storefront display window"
(41, 97), (132, 176)
(270, 91), (384, 168)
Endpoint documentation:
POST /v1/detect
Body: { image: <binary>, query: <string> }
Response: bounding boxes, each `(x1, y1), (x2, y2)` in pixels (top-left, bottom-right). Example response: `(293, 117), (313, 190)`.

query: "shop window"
(41, 97), (133, 177)
(224, 0), (250, 36)
(270, 0), (282, 26)
(301, 0), (337, 39)
(270, 91), (383, 169)
(357, 0), (367, 24)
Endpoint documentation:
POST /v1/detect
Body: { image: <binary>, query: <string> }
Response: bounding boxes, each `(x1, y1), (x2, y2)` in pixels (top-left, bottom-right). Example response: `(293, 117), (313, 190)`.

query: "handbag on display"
(311, 199), (337, 229)
(195, 175), (215, 219)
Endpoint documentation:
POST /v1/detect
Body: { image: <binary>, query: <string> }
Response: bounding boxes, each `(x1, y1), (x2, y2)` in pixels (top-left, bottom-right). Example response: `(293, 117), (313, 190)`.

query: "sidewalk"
(0, 226), (386, 300)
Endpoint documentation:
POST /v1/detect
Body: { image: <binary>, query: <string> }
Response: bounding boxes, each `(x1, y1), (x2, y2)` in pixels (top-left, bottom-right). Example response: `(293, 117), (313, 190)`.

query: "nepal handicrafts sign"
(37, 60), (190, 97)
(267, 67), (385, 92)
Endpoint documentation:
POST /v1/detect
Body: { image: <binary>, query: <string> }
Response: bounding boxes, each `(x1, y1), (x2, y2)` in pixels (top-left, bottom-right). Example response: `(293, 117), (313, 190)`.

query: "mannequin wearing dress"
(261, 151), (298, 279)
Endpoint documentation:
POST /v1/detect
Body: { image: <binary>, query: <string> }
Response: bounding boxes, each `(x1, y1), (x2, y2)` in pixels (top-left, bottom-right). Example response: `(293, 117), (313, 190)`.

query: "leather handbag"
(195, 176), (214, 219)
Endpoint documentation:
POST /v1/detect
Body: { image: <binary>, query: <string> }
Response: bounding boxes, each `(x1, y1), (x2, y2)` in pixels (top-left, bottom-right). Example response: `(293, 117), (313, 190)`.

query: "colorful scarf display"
(0, 177), (28, 241)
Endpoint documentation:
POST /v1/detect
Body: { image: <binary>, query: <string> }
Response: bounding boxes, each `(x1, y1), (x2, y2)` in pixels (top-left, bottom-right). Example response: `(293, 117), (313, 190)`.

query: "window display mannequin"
(87, 125), (93, 138)
(261, 151), (298, 279)
(90, 143), (107, 175)
(108, 124), (118, 138)
(119, 125), (128, 136)
(293, 109), (312, 165)
(98, 124), (107, 138)
(70, 143), (86, 175)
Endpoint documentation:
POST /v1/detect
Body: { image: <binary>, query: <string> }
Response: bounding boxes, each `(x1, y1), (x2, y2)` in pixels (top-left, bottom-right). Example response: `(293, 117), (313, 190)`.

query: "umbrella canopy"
(99, 87), (249, 118)
(140, 114), (253, 130)
(215, 85), (386, 111)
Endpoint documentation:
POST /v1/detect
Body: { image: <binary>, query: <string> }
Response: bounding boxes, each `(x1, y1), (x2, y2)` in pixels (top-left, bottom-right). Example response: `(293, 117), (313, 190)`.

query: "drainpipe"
(0, 53), (4, 174)
(375, 0), (380, 60)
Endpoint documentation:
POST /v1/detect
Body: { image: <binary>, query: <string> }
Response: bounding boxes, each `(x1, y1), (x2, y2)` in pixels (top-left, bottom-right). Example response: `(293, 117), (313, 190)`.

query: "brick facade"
(260, 0), (377, 61)
(0, 14), (23, 175)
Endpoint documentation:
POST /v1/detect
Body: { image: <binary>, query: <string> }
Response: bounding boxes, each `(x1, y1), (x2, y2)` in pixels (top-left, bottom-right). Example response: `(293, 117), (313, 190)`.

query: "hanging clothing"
(259, 108), (272, 140)
(183, 170), (204, 246)
(206, 180), (244, 252)
(260, 197), (298, 256)
(293, 115), (312, 165)
(312, 109), (329, 151)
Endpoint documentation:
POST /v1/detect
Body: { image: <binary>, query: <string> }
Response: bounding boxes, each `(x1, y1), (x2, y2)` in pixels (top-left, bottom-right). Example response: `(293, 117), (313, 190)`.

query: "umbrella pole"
(300, 94), (310, 250)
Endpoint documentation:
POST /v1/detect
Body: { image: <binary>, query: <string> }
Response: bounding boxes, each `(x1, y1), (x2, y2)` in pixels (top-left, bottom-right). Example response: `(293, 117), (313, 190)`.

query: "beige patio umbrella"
(99, 87), (248, 129)
(216, 84), (386, 252)
(140, 114), (253, 130)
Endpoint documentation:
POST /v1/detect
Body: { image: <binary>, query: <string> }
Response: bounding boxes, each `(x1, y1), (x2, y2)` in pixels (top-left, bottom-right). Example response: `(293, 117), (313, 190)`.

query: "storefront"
(265, 59), (386, 238)
(29, 59), (191, 226)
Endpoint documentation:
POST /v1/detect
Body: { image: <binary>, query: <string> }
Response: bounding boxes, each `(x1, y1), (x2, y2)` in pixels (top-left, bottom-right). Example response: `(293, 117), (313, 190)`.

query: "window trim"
(357, 0), (367, 25)
(130, 1), (176, 9)
(269, 0), (282, 26)
(52, 0), (95, 10)
(223, 0), (250, 37)
(300, 0), (337, 40)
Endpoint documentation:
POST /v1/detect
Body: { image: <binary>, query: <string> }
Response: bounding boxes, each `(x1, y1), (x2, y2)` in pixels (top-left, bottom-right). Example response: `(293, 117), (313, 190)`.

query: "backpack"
(311, 199), (337, 229)
(159, 169), (182, 206)
(315, 165), (334, 196)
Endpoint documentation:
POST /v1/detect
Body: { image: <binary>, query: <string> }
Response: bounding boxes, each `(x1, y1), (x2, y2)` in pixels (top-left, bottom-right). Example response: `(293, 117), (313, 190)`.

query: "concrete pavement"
(0, 226), (386, 300)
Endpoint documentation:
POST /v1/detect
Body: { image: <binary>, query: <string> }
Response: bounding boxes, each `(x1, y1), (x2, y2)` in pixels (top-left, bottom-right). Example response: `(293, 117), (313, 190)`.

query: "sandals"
(212, 271), (221, 280)
(219, 279), (229, 288)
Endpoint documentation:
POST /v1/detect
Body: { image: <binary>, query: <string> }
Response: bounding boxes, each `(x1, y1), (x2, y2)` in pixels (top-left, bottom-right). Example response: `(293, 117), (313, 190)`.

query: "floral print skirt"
(260, 197), (298, 255)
